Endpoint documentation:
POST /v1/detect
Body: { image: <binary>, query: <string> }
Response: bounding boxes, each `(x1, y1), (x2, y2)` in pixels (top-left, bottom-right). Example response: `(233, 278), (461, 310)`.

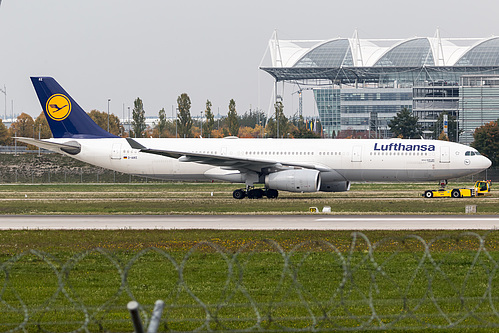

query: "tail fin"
(30, 77), (117, 138)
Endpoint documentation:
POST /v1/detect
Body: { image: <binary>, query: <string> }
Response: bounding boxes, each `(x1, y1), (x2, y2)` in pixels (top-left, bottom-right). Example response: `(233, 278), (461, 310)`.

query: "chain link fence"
(0, 168), (153, 184)
(2, 233), (499, 331)
(0, 151), (155, 183)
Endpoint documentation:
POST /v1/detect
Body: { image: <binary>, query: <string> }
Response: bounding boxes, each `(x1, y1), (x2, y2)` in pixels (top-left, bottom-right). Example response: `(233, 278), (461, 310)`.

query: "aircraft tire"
(266, 189), (279, 199)
(247, 189), (264, 199)
(233, 189), (246, 200)
(451, 189), (461, 198)
(424, 190), (433, 198)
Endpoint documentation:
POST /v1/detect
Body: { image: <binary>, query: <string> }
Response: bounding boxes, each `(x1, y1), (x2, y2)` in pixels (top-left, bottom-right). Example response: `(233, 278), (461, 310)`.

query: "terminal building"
(261, 31), (499, 144)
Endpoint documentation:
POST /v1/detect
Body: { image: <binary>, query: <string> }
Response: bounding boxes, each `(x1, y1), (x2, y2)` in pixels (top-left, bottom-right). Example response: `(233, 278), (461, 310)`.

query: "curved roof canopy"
(455, 37), (499, 66)
(268, 35), (499, 68)
(294, 39), (353, 67)
(373, 38), (434, 67)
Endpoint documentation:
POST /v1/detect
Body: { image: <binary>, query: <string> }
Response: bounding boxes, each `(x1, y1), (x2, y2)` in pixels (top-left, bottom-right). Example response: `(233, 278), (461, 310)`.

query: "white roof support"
(351, 29), (364, 67)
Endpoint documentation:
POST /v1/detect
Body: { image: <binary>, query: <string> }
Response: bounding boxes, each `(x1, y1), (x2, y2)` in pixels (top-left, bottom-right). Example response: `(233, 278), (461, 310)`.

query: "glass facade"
(314, 89), (341, 137)
(459, 75), (499, 144)
(314, 88), (412, 138)
(412, 84), (460, 137)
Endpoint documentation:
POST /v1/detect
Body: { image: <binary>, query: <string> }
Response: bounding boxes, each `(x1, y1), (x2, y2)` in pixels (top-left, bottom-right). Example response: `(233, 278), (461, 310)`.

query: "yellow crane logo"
(46, 94), (72, 121)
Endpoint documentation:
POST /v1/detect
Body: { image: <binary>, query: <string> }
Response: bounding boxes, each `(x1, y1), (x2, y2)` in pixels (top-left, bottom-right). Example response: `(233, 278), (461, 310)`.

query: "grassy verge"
(0, 182), (497, 214)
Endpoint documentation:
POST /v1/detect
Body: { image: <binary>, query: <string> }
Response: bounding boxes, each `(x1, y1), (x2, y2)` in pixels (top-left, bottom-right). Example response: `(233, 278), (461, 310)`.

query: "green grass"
(0, 182), (497, 214)
(2, 230), (499, 331)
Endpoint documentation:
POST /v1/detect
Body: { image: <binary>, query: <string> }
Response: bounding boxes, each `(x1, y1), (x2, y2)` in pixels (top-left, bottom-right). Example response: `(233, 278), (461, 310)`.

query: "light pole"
(107, 99), (111, 133)
(38, 123), (41, 156)
(200, 110), (203, 138)
(175, 108), (178, 138)
(0, 85), (5, 120)
(128, 106), (131, 137)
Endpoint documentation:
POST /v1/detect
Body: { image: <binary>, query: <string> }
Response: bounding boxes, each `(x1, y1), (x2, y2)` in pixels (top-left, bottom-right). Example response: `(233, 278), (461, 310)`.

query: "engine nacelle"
(319, 180), (350, 192)
(265, 169), (321, 193)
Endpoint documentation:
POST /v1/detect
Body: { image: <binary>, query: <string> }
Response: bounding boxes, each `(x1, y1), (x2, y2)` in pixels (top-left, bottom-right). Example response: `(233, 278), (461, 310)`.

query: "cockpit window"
(465, 151), (477, 156)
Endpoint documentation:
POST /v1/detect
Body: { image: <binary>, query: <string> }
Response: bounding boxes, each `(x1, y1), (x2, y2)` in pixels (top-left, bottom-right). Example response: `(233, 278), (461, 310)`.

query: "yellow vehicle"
(423, 180), (492, 198)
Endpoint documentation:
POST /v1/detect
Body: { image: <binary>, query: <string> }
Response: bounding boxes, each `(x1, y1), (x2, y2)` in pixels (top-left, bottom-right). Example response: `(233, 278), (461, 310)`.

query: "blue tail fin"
(31, 77), (117, 138)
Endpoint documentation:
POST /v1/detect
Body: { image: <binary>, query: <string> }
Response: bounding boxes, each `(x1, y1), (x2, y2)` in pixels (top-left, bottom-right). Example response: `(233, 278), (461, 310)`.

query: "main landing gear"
(232, 187), (279, 199)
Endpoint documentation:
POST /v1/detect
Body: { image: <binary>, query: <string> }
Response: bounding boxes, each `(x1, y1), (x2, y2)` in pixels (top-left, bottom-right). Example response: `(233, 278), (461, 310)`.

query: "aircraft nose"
(482, 155), (492, 169)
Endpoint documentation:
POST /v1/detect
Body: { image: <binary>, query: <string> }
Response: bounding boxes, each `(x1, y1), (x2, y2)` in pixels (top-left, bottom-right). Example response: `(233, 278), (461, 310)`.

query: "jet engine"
(319, 180), (350, 192)
(265, 169), (321, 193)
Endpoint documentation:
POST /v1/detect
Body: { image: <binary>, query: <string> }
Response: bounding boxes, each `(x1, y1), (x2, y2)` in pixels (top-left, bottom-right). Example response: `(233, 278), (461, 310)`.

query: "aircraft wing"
(15, 137), (81, 155)
(126, 138), (332, 173)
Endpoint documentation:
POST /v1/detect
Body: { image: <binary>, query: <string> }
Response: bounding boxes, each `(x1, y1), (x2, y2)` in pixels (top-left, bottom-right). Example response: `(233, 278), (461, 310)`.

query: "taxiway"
(0, 215), (498, 230)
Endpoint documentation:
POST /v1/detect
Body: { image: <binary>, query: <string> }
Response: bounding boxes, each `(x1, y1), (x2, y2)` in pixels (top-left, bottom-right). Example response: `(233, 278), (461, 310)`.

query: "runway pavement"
(0, 215), (498, 230)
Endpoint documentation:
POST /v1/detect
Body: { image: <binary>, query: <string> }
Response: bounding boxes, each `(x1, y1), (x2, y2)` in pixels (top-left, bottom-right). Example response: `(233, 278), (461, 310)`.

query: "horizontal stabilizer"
(15, 137), (81, 155)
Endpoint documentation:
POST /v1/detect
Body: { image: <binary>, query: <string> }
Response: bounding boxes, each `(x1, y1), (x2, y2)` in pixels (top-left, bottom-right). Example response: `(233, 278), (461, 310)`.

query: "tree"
(34, 112), (52, 139)
(156, 108), (167, 138)
(438, 130), (449, 141)
(88, 110), (123, 136)
(132, 97), (146, 138)
(239, 109), (266, 128)
(0, 119), (9, 145)
(203, 100), (215, 138)
(291, 115), (321, 138)
(472, 120), (499, 166)
(238, 125), (264, 138)
(10, 113), (35, 138)
(177, 93), (192, 138)
(388, 107), (422, 139)
(265, 101), (289, 138)
(227, 99), (239, 136)
(431, 112), (460, 142)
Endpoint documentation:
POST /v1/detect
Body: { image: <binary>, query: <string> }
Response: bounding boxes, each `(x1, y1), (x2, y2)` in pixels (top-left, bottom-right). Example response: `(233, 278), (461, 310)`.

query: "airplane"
(17, 77), (492, 199)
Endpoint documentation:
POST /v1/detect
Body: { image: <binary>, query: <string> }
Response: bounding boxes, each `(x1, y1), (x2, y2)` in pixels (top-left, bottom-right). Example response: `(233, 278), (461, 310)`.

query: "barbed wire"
(2, 232), (499, 332)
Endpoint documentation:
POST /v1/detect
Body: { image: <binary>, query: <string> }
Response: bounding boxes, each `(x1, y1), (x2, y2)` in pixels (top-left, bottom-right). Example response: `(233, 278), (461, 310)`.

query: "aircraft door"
(440, 146), (450, 163)
(111, 143), (122, 160)
(351, 145), (362, 162)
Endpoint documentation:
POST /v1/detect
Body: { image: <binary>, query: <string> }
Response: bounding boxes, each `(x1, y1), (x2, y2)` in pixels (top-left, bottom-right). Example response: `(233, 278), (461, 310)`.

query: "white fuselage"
(47, 137), (491, 184)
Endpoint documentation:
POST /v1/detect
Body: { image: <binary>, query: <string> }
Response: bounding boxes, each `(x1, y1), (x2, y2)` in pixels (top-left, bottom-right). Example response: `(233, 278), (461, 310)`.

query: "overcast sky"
(1, 0), (498, 122)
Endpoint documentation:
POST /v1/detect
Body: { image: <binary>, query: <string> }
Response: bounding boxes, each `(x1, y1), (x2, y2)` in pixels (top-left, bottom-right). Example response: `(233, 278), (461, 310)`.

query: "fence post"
(127, 301), (145, 333)
(147, 300), (165, 333)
